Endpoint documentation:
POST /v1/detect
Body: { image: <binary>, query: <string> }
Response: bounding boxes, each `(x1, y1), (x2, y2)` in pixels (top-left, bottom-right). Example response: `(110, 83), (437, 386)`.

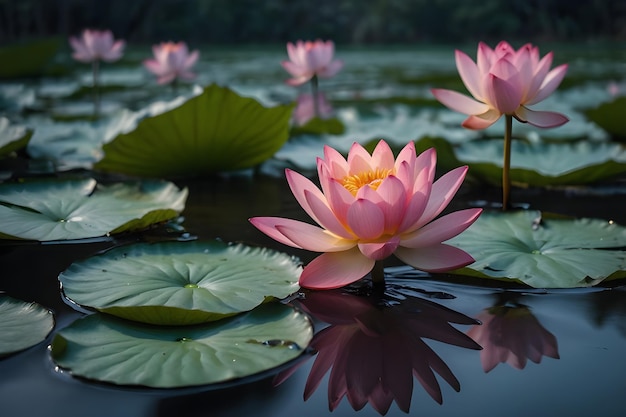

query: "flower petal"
(431, 89), (490, 116)
(455, 49), (483, 101)
(394, 243), (475, 272)
(401, 208), (482, 248)
(249, 216), (308, 248)
(276, 222), (355, 252)
(299, 249), (375, 289)
(462, 110), (501, 130)
(414, 166), (468, 230)
(515, 107), (569, 128)
(526, 63), (568, 105)
(358, 236), (400, 260)
(486, 72), (523, 114)
(347, 199), (385, 239)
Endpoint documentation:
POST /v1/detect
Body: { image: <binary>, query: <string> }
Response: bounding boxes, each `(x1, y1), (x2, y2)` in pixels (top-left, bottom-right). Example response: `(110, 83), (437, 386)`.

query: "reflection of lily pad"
(59, 240), (301, 325)
(449, 210), (626, 288)
(95, 84), (293, 177)
(0, 117), (31, 156)
(0, 178), (187, 241)
(50, 303), (313, 388)
(453, 139), (626, 186)
(0, 294), (55, 357)
(585, 97), (626, 141)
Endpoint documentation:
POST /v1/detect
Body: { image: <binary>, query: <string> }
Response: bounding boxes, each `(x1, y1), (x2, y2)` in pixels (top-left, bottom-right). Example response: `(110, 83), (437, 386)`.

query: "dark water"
(1, 173), (626, 417)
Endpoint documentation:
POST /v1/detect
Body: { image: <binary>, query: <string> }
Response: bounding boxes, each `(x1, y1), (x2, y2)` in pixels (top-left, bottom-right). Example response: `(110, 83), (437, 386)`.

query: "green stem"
(92, 60), (100, 118)
(371, 260), (385, 287)
(310, 75), (319, 119)
(502, 114), (513, 211)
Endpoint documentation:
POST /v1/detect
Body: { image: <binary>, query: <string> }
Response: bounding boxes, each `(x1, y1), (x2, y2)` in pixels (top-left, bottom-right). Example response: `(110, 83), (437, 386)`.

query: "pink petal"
(370, 175), (407, 232)
(515, 107), (569, 128)
(358, 236), (400, 260)
(347, 142), (374, 173)
(526, 63), (568, 105)
(401, 208), (482, 248)
(304, 189), (354, 239)
(276, 222), (355, 252)
(371, 140), (395, 170)
(462, 109), (501, 129)
(321, 145), (349, 179)
(394, 243), (475, 272)
(281, 60), (306, 78)
(319, 59), (343, 78)
(248, 216), (309, 248)
(346, 199), (385, 239)
(431, 89), (490, 116)
(485, 73), (523, 114)
(285, 169), (328, 222)
(413, 165), (468, 230)
(455, 49), (483, 101)
(299, 249), (375, 289)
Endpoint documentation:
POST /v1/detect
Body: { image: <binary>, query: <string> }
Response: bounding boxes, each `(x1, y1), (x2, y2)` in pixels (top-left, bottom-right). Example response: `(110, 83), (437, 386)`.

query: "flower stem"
(371, 260), (385, 287)
(92, 60), (100, 118)
(310, 75), (319, 119)
(502, 114), (513, 211)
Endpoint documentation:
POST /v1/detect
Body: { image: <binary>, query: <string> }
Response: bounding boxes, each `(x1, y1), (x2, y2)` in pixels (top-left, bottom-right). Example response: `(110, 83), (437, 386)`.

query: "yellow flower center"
(341, 168), (393, 195)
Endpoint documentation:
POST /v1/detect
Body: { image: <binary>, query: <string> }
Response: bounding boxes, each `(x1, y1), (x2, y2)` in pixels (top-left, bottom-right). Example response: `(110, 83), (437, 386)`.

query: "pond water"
(1, 44), (626, 416)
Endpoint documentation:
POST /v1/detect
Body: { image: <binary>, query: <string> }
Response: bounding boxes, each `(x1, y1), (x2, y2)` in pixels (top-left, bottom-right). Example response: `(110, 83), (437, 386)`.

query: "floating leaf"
(94, 84), (294, 177)
(0, 178), (187, 241)
(290, 117), (346, 136)
(0, 117), (32, 156)
(50, 303), (313, 388)
(59, 240), (302, 325)
(0, 294), (54, 357)
(452, 139), (626, 186)
(449, 210), (626, 288)
(585, 97), (626, 141)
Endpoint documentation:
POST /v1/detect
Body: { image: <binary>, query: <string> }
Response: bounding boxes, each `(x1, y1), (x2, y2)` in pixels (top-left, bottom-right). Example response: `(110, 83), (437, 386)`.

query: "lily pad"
(0, 294), (54, 357)
(453, 139), (626, 186)
(50, 303), (313, 388)
(0, 117), (32, 156)
(0, 178), (187, 241)
(290, 117), (346, 136)
(585, 97), (626, 141)
(59, 240), (302, 325)
(94, 84), (294, 177)
(449, 210), (626, 288)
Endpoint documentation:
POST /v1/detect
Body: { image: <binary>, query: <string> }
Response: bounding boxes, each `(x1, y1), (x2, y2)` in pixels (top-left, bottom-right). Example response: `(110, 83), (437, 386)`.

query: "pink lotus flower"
(69, 29), (125, 63)
(293, 92), (333, 125)
(143, 42), (199, 85)
(431, 41), (568, 129)
(249, 140), (482, 289)
(274, 290), (481, 413)
(467, 305), (560, 372)
(281, 40), (343, 86)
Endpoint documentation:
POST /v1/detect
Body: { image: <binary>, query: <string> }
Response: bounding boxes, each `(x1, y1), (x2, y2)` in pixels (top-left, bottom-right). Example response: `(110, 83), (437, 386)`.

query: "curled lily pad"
(0, 294), (54, 357)
(0, 117), (32, 156)
(50, 303), (313, 388)
(453, 139), (626, 186)
(94, 84), (293, 177)
(449, 210), (626, 288)
(59, 240), (302, 325)
(0, 178), (187, 241)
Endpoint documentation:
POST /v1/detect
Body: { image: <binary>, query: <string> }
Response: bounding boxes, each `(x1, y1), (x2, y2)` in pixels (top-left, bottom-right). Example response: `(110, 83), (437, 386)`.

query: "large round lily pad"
(59, 240), (302, 325)
(0, 294), (54, 357)
(449, 210), (626, 288)
(94, 84), (293, 177)
(0, 178), (187, 241)
(50, 303), (313, 388)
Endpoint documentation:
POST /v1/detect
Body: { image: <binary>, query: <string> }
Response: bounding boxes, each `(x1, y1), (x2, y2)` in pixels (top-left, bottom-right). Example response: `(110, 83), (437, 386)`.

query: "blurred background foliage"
(0, 0), (624, 45)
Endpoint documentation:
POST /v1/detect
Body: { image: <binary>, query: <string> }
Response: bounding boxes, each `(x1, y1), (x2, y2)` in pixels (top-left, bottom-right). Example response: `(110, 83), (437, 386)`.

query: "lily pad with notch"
(50, 303), (313, 388)
(59, 240), (302, 325)
(0, 178), (187, 241)
(0, 294), (55, 357)
(448, 210), (626, 288)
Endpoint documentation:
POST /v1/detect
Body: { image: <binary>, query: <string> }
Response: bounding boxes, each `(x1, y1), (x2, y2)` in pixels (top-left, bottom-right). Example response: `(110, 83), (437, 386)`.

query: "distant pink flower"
(432, 41), (568, 129)
(293, 92), (333, 125)
(282, 40), (343, 86)
(274, 290), (481, 413)
(467, 305), (560, 372)
(69, 29), (125, 63)
(249, 140), (482, 289)
(143, 41), (199, 85)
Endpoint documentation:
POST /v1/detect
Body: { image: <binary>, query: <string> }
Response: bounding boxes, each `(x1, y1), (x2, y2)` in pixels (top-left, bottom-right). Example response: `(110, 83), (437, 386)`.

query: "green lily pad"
(585, 97), (626, 141)
(59, 240), (302, 325)
(449, 210), (626, 288)
(0, 294), (55, 357)
(50, 303), (313, 388)
(94, 84), (294, 177)
(0, 178), (187, 241)
(290, 117), (346, 136)
(0, 117), (32, 156)
(453, 139), (626, 186)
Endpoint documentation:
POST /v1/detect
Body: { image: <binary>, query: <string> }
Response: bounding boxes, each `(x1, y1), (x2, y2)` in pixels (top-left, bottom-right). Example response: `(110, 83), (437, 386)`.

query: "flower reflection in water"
(467, 297), (559, 372)
(276, 287), (481, 415)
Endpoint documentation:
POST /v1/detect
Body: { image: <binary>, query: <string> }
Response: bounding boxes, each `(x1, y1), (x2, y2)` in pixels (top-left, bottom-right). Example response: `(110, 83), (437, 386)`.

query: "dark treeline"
(1, 0), (625, 45)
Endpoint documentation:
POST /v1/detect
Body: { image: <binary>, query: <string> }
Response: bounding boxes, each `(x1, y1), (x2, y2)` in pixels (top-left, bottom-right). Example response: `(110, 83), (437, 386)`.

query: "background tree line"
(1, 0), (625, 44)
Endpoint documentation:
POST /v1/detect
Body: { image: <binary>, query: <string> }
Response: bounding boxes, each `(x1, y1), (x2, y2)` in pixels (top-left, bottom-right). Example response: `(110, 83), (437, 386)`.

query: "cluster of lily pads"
(1, 36), (626, 401)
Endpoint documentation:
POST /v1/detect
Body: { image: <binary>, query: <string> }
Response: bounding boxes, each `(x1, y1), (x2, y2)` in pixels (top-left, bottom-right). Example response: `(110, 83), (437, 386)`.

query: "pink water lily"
(282, 40), (343, 86)
(431, 41), (568, 129)
(249, 140), (482, 290)
(143, 41), (199, 85)
(69, 29), (125, 63)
